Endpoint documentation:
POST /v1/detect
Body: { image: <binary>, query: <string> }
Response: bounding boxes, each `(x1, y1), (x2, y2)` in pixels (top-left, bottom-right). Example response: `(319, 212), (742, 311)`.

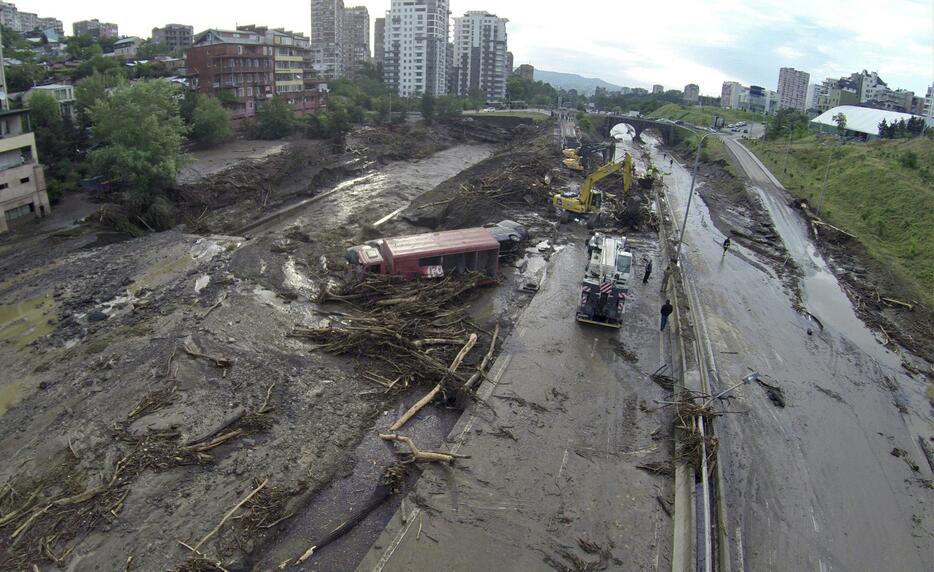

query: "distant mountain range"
(534, 70), (624, 95)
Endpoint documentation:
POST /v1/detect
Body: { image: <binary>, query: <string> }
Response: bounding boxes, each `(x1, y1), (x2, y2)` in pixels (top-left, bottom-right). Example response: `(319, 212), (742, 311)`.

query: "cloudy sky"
(21, 0), (934, 95)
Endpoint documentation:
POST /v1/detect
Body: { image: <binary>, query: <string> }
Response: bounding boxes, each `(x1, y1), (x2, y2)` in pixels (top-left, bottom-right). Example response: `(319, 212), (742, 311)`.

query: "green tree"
(832, 112), (847, 139)
(421, 93), (436, 124)
(76, 71), (126, 125)
(26, 92), (65, 161)
(250, 97), (297, 140)
(189, 95), (232, 147)
(88, 81), (188, 197)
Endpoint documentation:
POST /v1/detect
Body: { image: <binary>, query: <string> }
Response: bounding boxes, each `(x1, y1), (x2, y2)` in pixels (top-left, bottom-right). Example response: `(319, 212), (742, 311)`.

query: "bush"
(189, 96), (232, 147)
(248, 97), (298, 140)
(899, 150), (919, 169)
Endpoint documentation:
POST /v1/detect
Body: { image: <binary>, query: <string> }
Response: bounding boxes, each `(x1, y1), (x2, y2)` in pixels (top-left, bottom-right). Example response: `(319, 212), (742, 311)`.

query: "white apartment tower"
(777, 67), (809, 111)
(311, 0), (344, 80)
(383, 0), (450, 97)
(452, 11), (508, 102)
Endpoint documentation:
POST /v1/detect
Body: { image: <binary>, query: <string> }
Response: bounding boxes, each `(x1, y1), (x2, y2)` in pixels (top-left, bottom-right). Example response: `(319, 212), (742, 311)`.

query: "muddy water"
(259, 144), (494, 237)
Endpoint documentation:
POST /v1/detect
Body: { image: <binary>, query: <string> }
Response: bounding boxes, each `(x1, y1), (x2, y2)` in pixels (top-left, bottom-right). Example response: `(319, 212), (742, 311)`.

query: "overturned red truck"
(345, 221), (527, 280)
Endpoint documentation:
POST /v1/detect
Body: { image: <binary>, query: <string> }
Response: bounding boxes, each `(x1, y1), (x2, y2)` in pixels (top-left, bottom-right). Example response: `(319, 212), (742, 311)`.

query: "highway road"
(649, 135), (932, 571)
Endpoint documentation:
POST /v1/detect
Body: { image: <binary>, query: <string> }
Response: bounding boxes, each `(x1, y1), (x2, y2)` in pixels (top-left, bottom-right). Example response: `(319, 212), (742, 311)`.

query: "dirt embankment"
(667, 140), (802, 302)
(789, 198), (934, 364)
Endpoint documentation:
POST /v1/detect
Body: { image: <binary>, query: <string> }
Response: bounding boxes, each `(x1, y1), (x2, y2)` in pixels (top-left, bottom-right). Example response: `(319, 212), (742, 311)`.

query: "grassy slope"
(747, 134), (934, 305)
(649, 103), (763, 127)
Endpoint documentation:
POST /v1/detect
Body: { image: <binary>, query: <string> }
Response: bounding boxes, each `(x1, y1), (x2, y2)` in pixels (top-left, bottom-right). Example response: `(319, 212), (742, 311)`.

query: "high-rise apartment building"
(0, 3), (62, 36)
(720, 81), (744, 109)
(373, 17), (385, 66)
(777, 67), (809, 111)
(37, 17), (63, 38)
(383, 0), (450, 97)
(505, 51), (513, 74)
(342, 6), (370, 79)
(452, 11), (508, 102)
(683, 83), (699, 103)
(73, 19), (119, 39)
(310, 0), (344, 80)
(152, 24), (194, 54)
(652, 84), (664, 94)
(516, 64), (534, 82)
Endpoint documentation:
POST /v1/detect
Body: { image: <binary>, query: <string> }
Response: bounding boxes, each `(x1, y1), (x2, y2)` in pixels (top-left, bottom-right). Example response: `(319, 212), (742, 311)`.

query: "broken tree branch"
(182, 342), (232, 369)
(379, 434), (468, 463)
(389, 333), (478, 431)
(191, 478), (268, 552)
(465, 322), (499, 390)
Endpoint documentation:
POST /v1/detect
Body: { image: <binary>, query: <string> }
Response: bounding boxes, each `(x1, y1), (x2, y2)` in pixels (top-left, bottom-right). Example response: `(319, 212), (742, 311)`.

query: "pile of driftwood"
(446, 153), (556, 210)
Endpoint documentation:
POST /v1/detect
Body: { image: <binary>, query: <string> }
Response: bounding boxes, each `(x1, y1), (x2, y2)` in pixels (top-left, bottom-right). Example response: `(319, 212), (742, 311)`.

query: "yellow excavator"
(562, 148), (584, 171)
(552, 153), (633, 224)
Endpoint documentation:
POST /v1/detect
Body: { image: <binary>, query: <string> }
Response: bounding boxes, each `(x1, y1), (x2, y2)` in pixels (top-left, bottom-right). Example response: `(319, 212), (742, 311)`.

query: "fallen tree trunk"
(389, 333), (477, 431)
(378, 433), (468, 463)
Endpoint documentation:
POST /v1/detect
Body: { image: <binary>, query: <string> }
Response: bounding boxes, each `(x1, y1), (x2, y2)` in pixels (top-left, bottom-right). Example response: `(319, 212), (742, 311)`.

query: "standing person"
(642, 259), (653, 284)
(660, 299), (674, 331)
(722, 237), (731, 255)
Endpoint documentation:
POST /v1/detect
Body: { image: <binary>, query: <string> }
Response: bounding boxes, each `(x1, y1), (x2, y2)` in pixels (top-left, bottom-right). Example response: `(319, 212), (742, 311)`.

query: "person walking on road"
(642, 259), (653, 284)
(660, 299), (674, 331)
(722, 237), (731, 256)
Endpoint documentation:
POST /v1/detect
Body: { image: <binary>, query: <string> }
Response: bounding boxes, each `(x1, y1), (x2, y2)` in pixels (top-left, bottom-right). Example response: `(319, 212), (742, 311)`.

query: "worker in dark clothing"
(722, 237), (731, 255)
(660, 300), (674, 331)
(642, 259), (653, 284)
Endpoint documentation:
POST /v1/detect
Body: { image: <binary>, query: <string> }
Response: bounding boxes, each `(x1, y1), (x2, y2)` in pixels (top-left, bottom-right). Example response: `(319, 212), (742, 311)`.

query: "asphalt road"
(357, 232), (675, 572)
(651, 136), (932, 571)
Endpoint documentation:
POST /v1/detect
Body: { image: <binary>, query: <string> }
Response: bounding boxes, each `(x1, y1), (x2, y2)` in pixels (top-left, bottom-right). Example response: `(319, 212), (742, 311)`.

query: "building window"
(19, 177), (29, 184)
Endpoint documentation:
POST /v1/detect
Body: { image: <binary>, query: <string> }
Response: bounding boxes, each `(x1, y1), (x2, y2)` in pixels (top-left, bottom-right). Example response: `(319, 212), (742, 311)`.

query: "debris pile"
(290, 272), (493, 394)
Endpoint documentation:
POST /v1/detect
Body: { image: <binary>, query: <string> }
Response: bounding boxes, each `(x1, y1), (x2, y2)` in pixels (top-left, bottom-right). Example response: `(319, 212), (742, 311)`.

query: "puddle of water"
(0, 294), (56, 350)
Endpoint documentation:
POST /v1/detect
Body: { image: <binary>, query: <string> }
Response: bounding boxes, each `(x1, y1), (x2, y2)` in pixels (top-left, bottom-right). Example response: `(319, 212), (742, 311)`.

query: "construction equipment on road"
(561, 143), (610, 172)
(553, 153), (633, 225)
(576, 233), (633, 328)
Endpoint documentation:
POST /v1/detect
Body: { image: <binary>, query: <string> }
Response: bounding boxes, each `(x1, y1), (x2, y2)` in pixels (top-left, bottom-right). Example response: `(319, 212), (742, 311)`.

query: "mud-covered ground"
(0, 118), (563, 570)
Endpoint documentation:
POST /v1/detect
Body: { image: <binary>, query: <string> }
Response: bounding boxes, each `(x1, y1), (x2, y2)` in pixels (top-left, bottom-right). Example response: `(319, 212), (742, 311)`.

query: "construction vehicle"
(552, 153), (632, 224)
(576, 233), (633, 328)
(562, 143), (609, 172)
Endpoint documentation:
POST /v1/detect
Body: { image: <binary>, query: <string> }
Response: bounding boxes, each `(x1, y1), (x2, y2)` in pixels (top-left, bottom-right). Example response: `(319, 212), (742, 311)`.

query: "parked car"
(484, 219), (529, 244)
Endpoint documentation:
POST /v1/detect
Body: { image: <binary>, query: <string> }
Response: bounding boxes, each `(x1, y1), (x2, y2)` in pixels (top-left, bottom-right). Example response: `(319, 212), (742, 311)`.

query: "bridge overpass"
(596, 115), (682, 145)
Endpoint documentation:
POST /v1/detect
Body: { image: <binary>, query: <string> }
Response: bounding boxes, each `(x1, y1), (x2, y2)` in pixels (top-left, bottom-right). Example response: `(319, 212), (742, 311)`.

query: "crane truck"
(576, 233), (633, 328)
(552, 153), (633, 225)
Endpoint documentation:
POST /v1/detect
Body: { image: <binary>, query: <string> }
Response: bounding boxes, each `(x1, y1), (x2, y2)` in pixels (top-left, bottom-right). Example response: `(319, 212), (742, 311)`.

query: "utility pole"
(675, 133), (709, 265)
(0, 26), (8, 111)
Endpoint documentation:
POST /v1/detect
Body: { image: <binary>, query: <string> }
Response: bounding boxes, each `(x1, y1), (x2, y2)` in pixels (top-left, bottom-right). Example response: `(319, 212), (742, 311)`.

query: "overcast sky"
(20, 0), (934, 95)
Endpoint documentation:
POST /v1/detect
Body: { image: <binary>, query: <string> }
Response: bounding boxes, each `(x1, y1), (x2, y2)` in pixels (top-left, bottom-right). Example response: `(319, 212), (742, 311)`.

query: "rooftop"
(383, 228), (499, 258)
(812, 105), (933, 136)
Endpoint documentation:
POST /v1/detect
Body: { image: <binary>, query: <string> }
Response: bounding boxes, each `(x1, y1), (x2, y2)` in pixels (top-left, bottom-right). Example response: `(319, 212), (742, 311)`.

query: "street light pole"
(674, 133), (709, 265)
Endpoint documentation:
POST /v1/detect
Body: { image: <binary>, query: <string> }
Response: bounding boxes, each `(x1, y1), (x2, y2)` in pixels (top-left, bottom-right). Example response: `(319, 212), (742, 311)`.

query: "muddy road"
(649, 133), (932, 571)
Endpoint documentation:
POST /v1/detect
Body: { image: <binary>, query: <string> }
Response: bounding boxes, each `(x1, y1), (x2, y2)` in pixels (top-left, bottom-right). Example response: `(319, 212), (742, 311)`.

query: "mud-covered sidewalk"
(357, 231), (674, 572)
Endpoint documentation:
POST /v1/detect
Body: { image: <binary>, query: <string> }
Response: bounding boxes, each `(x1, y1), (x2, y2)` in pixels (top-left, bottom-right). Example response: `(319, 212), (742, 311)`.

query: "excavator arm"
(552, 152), (633, 216)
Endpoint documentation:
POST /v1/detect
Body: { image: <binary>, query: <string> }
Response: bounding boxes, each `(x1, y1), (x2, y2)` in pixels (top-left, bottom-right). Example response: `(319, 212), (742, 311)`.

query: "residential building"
(0, 2), (15, 30)
(683, 83), (699, 103)
(187, 29), (274, 123)
(113, 37), (142, 58)
(0, 108), (50, 233)
(37, 17), (63, 38)
(452, 11), (508, 102)
(874, 88), (916, 113)
(342, 6), (370, 79)
(23, 84), (76, 119)
(14, 10), (36, 33)
(856, 70), (886, 103)
(777, 67), (809, 111)
(744, 85), (767, 113)
(652, 84), (663, 94)
(925, 83), (934, 120)
(765, 89), (781, 115)
(373, 17), (385, 65)
(152, 24), (194, 54)
(805, 83), (819, 110)
(505, 51), (513, 74)
(239, 26), (326, 115)
(516, 63), (534, 82)
(383, 0), (450, 97)
(73, 19), (118, 39)
(816, 87), (859, 113)
(720, 81), (744, 109)
(311, 0), (344, 80)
